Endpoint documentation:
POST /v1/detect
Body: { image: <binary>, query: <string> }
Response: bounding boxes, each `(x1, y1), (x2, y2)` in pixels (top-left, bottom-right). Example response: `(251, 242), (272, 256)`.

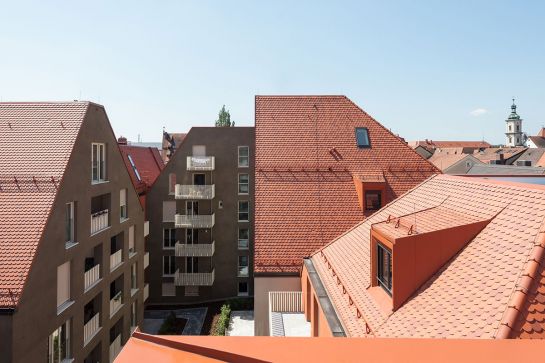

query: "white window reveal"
(65, 202), (76, 247)
(238, 146), (249, 167)
(91, 143), (106, 182)
(120, 189), (128, 220)
(48, 320), (71, 363)
(57, 261), (71, 310)
(129, 225), (135, 255)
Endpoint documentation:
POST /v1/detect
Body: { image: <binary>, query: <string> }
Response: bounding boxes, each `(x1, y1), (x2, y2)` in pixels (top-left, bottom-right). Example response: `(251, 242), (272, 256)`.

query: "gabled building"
(0, 102), (147, 363)
(408, 140), (491, 154)
(161, 130), (187, 163)
(526, 128), (545, 149)
(300, 175), (545, 338)
(254, 95), (439, 335)
(428, 153), (482, 174)
(146, 127), (254, 304)
(472, 147), (527, 165)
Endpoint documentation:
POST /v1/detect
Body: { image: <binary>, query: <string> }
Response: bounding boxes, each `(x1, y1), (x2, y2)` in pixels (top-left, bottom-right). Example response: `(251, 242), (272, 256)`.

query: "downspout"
(496, 227), (545, 338)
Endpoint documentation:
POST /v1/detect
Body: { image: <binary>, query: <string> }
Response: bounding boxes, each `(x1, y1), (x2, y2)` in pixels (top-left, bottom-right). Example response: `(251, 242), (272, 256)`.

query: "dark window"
(377, 243), (392, 294)
(163, 229), (176, 248)
(238, 282), (249, 296)
(193, 173), (205, 185)
(163, 255), (176, 275)
(365, 190), (382, 211)
(355, 128), (370, 148)
(238, 201), (249, 221)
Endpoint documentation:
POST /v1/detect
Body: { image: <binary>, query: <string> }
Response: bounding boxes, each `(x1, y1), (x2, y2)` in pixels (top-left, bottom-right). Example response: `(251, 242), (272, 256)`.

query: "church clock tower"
(505, 99), (525, 147)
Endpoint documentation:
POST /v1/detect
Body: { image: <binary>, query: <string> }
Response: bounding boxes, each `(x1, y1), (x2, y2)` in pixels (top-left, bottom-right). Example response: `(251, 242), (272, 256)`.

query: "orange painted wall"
(301, 263), (334, 337)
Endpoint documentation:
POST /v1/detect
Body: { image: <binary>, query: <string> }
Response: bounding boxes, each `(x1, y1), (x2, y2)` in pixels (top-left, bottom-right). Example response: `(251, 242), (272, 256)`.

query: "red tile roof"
(0, 102), (88, 308)
(428, 153), (481, 171)
(311, 175), (545, 338)
(254, 96), (439, 273)
(409, 140), (491, 150)
(118, 145), (164, 195)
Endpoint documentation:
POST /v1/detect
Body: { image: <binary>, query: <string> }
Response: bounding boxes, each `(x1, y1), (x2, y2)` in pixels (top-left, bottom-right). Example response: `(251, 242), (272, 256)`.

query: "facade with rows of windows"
(145, 127), (254, 304)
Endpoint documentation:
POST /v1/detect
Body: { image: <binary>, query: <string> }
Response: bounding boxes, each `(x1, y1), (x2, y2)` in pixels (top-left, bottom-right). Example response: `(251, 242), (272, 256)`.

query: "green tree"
(215, 105), (235, 127)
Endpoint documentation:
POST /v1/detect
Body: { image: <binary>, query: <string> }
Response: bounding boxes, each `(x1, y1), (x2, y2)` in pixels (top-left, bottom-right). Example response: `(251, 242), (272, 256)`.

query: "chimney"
(118, 136), (128, 145)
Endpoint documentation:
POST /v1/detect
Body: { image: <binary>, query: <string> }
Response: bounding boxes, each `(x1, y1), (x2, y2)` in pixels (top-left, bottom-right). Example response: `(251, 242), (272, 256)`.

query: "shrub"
(158, 311), (186, 335)
(213, 304), (231, 336)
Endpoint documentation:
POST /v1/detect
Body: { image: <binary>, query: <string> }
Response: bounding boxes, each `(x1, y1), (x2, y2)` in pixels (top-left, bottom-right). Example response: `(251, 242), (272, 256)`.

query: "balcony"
(175, 184), (215, 199)
(175, 241), (215, 257)
(268, 291), (310, 337)
(110, 291), (123, 317)
(110, 249), (123, 271)
(84, 264), (100, 291)
(83, 313), (100, 346)
(144, 252), (149, 269)
(91, 209), (109, 235)
(143, 283), (149, 302)
(187, 156), (215, 171)
(175, 269), (215, 286)
(109, 334), (122, 363)
(175, 213), (215, 229)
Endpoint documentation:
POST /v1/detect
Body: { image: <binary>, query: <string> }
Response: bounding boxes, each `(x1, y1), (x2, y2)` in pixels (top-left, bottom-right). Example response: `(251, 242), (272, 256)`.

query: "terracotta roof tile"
(119, 145), (164, 194)
(0, 102), (87, 308)
(255, 96), (439, 273)
(311, 175), (545, 338)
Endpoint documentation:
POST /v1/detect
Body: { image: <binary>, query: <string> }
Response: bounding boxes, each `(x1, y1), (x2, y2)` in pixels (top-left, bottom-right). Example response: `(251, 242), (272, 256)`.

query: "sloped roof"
(428, 153), (477, 171)
(254, 95), (439, 273)
(528, 136), (545, 148)
(472, 147), (527, 164)
(0, 102), (88, 308)
(512, 148), (545, 166)
(311, 175), (545, 338)
(119, 145), (164, 195)
(466, 164), (545, 176)
(409, 140), (491, 149)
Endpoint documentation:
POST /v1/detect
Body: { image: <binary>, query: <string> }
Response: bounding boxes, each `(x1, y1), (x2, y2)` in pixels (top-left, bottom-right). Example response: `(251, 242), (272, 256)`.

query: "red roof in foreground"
(115, 332), (544, 362)
(0, 102), (88, 308)
(311, 175), (545, 338)
(118, 145), (164, 195)
(254, 96), (439, 273)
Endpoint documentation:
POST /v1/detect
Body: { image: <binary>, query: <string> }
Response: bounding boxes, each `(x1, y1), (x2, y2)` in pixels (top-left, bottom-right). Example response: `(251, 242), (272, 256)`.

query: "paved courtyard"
(226, 310), (254, 336)
(142, 307), (207, 335)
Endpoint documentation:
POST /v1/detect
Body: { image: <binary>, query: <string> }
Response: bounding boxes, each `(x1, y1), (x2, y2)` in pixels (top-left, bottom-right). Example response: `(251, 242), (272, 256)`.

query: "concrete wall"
(10, 105), (145, 363)
(254, 276), (301, 336)
(146, 127), (255, 304)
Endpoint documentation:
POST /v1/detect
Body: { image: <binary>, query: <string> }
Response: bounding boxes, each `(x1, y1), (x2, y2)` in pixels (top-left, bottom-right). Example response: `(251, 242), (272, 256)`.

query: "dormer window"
(355, 127), (370, 148)
(376, 243), (392, 295)
(365, 190), (382, 211)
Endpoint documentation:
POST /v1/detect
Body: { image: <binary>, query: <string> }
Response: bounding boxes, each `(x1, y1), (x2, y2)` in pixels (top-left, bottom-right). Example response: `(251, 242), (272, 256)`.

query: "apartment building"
(254, 95), (440, 335)
(0, 102), (147, 363)
(146, 127), (254, 304)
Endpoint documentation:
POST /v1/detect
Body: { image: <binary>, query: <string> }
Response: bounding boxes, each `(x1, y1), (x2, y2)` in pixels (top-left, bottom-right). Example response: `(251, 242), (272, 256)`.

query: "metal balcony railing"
(83, 313), (100, 346)
(175, 184), (215, 199)
(84, 264), (100, 291)
(175, 213), (215, 229)
(175, 241), (215, 257)
(110, 249), (123, 271)
(109, 334), (122, 363)
(109, 291), (123, 317)
(91, 209), (109, 235)
(175, 269), (215, 286)
(269, 291), (303, 313)
(187, 156), (215, 170)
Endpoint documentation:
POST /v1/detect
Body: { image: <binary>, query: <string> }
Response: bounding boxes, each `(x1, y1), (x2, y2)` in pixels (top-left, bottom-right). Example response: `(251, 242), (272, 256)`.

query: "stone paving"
(226, 310), (254, 336)
(142, 307), (207, 335)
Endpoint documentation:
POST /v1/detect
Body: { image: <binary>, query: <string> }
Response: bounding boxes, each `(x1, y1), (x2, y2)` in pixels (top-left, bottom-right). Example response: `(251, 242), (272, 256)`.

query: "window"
(193, 173), (205, 185)
(186, 229), (198, 244)
(57, 261), (71, 310)
(186, 201), (198, 215)
(131, 263), (137, 291)
(238, 201), (249, 222)
(128, 226), (135, 255)
(355, 128), (370, 148)
(130, 301), (137, 330)
(186, 257), (198, 273)
(65, 202), (76, 245)
(163, 228), (176, 249)
(91, 143), (106, 182)
(365, 190), (382, 211)
(127, 155), (141, 181)
(238, 228), (249, 250)
(163, 255), (176, 276)
(238, 282), (249, 296)
(238, 146), (249, 167)
(168, 173), (176, 194)
(238, 173), (249, 194)
(162, 201), (176, 222)
(509, 125), (512, 131)
(48, 320), (71, 363)
(238, 256), (249, 277)
(377, 243), (392, 294)
(120, 189), (128, 220)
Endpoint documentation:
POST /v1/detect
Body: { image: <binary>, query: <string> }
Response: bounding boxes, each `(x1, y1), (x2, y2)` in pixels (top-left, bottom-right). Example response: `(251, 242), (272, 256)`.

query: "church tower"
(505, 99), (524, 147)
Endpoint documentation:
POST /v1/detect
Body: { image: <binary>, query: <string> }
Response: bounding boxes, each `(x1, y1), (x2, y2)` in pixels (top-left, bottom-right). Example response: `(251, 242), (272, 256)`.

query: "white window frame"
(238, 201), (249, 222)
(48, 320), (71, 363)
(238, 146), (249, 168)
(120, 189), (128, 221)
(163, 255), (176, 277)
(238, 255), (249, 277)
(65, 202), (76, 247)
(163, 228), (176, 249)
(91, 142), (106, 183)
(238, 228), (249, 250)
(238, 173), (249, 195)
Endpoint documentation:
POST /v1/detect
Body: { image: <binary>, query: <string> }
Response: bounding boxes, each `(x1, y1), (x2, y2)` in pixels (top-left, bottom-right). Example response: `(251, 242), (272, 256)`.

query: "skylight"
(355, 127), (370, 148)
(127, 155), (142, 181)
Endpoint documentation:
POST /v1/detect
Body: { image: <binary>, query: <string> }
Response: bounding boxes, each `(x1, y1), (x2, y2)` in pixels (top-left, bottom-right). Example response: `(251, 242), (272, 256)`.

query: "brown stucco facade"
(146, 127), (254, 305)
(0, 104), (146, 363)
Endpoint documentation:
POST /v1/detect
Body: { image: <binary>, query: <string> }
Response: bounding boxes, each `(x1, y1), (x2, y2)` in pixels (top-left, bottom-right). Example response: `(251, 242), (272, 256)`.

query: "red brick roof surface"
(0, 102), (87, 307)
(254, 96), (439, 273)
(311, 175), (545, 338)
(119, 145), (164, 195)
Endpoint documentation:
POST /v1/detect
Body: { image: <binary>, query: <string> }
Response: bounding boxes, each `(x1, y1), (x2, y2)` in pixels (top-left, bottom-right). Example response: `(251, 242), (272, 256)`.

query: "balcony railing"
(175, 269), (215, 286)
(175, 184), (215, 199)
(110, 291), (123, 317)
(143, 283), (149, 302)
(110, 249), (123, 271)
(144, 252), (149, 269)
(84, 264), (100, 291)
(91, 209), (109, 235)
(175, 213), (215, 229)
(83, 312), (100, 346)
(175, 241), (215, 257)
(269, 291), (303, 313)
(109, 334), (122, 363)
(187, 156), (215, 170)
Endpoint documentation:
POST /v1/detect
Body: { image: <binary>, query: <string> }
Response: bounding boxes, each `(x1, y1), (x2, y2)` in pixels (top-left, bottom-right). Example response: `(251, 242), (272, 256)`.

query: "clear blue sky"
(1, 1), (544, 144)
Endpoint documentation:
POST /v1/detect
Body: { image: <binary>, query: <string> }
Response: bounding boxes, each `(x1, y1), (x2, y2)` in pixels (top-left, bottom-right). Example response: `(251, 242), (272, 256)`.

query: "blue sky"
(0, 1), (544, 144)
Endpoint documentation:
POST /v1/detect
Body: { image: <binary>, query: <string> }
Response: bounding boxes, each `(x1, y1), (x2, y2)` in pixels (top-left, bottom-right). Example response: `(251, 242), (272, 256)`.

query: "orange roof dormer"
(369, 206), (492, 311)
(352, 173), (387, 214)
